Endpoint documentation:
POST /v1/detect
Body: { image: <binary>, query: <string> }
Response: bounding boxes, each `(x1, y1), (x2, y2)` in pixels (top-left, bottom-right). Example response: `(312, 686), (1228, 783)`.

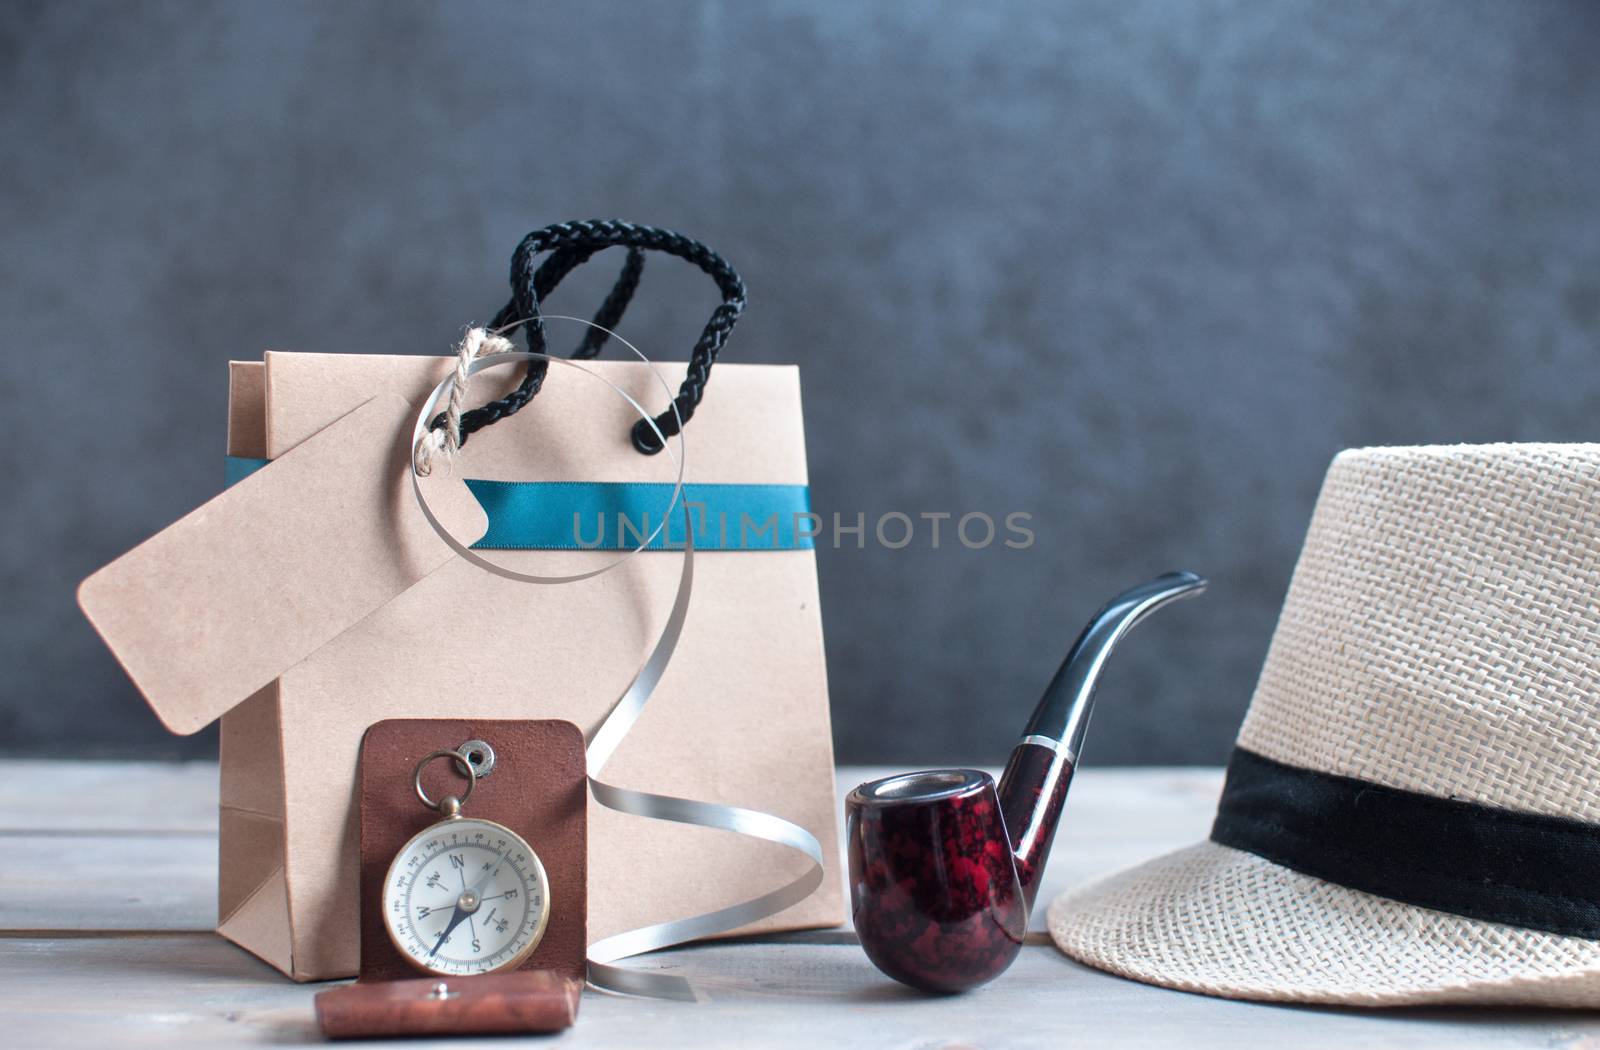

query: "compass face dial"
(382, 817), (551, 976)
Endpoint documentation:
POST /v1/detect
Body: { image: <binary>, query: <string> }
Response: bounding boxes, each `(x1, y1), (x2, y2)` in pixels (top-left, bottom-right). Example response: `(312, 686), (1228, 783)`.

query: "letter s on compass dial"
(382, 817), (551, 976)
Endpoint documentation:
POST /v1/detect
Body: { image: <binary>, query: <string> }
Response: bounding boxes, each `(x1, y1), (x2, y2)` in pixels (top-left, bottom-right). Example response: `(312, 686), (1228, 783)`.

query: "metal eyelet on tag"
(456, 739), (496, 780)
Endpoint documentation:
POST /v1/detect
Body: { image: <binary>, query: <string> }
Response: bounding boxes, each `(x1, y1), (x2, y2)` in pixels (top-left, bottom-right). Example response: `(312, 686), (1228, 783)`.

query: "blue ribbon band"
(225, 455), (270, 488)
(466, 479), (813, 551)
(223, 456), (813, 551)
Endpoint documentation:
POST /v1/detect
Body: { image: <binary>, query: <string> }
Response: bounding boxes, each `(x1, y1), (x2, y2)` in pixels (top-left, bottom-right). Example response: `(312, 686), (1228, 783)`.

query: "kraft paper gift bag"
(205, 349), (842, 980)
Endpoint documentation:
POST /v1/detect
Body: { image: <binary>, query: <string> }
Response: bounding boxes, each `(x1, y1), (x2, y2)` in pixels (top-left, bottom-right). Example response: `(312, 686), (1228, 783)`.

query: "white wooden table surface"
(2, 762), (1595, 1048)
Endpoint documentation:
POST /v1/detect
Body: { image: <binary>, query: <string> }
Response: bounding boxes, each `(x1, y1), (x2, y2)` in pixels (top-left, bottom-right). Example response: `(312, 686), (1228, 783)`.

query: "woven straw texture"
(1049, 842), (1600, 1006)
(1052, 443), (1600, 1006)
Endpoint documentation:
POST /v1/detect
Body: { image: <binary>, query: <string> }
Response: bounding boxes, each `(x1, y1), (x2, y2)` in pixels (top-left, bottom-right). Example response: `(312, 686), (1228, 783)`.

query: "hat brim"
(1048, 841), (1600, 1007)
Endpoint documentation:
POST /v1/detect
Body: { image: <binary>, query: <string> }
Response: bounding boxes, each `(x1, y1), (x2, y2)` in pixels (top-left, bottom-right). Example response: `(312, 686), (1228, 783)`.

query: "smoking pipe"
(845, 571), (1206, 992)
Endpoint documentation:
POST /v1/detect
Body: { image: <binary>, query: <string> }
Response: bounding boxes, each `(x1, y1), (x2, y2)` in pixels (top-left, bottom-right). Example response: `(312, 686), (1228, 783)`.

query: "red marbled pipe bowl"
(846, 769), (1027, 993)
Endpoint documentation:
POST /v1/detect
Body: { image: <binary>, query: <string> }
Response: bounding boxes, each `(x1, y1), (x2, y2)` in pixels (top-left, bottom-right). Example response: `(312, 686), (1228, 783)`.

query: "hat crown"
(1237, 443), (1600, 821)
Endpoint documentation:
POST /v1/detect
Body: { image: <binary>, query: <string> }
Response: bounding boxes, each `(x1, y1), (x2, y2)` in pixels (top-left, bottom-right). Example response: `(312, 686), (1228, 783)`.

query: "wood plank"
(0, 760), (218, 833)
(3, 934), (1595, 1050)
(2, 764), (1590, 1047)
(0, 759), (1221, 837)
(0, 763), (1221, 935)
(0, 834), (216, 932)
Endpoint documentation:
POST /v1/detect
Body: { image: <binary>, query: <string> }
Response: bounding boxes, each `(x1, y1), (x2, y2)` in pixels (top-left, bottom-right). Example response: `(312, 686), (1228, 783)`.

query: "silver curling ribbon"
(410, 329), (827, 1001)
(582, 505), (825, 1000)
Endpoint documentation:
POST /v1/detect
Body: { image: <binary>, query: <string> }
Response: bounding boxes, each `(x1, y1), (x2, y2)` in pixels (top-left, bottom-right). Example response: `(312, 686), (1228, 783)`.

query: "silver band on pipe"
(1018, 734), (1075, 763)
(409, 326), (826, 1001)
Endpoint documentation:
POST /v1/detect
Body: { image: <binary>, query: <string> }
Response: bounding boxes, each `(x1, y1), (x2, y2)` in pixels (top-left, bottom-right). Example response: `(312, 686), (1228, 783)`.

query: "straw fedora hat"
(1050, 443), (1600, 1007)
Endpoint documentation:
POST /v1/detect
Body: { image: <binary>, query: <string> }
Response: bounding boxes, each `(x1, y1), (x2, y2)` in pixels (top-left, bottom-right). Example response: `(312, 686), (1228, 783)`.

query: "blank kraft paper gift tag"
(78, 393), (488, 736)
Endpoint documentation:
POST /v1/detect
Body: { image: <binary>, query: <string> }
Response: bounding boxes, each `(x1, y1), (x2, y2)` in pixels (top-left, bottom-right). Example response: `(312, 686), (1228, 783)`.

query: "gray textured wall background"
(4, 1), (1598, 765)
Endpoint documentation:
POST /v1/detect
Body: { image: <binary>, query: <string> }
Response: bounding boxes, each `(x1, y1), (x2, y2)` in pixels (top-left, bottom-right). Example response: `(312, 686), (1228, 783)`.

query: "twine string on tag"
(413, 327), (516, 477)
(409, 320), (824, 1001)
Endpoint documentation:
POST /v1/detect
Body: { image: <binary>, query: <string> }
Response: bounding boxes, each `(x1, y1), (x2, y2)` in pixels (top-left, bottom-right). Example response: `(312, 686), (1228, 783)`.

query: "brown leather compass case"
(315, 718), (587, 1038)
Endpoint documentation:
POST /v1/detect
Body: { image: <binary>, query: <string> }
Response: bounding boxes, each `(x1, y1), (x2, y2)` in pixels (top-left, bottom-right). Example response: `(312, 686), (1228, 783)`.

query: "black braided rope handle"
(441, 220), (747, 455)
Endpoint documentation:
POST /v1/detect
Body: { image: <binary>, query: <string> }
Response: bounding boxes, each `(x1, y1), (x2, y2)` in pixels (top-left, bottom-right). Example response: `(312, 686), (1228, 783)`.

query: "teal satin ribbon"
(467, 479), (812, 551)
(225, 456), (270, 488)
(223, 456), (812, 551)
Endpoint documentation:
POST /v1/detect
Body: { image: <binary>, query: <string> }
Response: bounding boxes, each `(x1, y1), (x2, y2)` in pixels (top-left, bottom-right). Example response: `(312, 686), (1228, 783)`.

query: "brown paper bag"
(213, 351), (842, 980)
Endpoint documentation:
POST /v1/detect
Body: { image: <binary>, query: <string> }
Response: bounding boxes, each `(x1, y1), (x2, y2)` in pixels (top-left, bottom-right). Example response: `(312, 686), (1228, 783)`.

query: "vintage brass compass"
(382, 748), (552, 977)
